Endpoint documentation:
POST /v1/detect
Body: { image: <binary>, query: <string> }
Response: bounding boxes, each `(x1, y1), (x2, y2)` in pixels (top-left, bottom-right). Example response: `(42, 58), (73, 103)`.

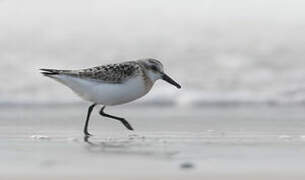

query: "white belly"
(53, 75), (151, 105)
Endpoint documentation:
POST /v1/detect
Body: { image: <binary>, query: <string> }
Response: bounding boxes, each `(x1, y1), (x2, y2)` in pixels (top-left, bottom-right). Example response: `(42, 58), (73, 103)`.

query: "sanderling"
(41, 58), (181, 136)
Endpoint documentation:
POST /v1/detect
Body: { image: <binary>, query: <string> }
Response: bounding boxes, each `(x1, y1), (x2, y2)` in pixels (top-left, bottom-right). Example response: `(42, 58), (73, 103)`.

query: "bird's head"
(137, 58), (181, 89)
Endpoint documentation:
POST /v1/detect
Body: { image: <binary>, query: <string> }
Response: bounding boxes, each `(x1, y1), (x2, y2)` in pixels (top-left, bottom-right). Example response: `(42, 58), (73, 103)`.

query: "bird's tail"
(40, 68), (61, 76)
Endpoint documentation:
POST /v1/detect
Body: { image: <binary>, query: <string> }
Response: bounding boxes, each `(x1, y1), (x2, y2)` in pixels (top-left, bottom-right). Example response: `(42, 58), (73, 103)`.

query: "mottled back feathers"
(41, 61), (141, 83)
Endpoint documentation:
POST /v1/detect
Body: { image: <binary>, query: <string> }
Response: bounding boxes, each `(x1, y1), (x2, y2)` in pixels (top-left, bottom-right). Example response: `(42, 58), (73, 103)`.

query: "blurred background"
(1, 0), (305, 106)
(2, 1), (305, 179)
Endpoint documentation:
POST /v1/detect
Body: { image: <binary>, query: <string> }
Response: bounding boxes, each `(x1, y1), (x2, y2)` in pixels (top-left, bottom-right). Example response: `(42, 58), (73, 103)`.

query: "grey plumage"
(41, 61), (142, 83)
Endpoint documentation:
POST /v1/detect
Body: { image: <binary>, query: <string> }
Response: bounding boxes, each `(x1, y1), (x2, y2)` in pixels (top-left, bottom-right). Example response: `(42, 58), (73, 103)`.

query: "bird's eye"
(151, 65), (158, 71)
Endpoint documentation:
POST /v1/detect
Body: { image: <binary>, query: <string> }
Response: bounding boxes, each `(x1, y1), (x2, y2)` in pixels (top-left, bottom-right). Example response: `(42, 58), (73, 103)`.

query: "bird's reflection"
(82, 135), (178, 158)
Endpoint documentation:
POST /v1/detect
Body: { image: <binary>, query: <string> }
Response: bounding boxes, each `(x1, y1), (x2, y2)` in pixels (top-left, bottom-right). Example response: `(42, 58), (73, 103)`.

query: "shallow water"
(1, 105), (305, 179)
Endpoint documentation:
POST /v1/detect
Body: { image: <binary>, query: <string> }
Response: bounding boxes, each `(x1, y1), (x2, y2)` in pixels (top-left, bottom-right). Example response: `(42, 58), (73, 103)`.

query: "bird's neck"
(139, 69), (154, 92)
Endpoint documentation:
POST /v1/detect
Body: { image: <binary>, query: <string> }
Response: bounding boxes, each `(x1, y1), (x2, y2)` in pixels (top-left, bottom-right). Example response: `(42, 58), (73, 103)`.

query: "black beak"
(161, 73), (181, 89)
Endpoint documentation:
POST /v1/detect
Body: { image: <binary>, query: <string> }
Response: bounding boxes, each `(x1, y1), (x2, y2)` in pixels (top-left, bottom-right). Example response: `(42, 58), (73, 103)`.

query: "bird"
(40, 58), (181, 136)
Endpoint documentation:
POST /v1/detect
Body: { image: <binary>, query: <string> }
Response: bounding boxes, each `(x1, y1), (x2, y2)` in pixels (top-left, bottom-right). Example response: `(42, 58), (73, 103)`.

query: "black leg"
(99, 106), (134, 131)
(84, 103), (97, 136)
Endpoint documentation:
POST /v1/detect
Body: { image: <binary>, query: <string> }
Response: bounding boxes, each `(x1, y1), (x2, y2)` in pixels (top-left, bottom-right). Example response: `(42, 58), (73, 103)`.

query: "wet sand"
(1, 105), (305, 179)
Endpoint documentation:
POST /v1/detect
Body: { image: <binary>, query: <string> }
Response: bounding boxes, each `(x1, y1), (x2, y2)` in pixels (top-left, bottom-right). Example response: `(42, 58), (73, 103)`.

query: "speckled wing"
(41, 61), (141, 83)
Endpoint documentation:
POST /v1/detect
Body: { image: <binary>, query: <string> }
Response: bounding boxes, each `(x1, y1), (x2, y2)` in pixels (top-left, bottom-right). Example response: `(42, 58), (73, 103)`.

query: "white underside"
(51, 75), (152, 105)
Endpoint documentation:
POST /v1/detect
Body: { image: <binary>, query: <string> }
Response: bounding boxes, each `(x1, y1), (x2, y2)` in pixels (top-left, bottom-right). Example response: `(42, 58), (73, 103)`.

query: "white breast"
(52, 75), (152, 105)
